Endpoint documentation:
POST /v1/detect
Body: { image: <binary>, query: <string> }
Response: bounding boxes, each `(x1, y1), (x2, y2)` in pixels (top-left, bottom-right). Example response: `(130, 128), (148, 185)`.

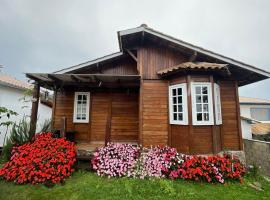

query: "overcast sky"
(0, 0), (270, 99)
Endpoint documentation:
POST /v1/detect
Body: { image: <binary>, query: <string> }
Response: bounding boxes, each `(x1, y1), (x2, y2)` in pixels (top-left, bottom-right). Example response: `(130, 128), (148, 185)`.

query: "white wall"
(0, 85), (52, 147)
(240, 104), (270, 119)
(240, 103), (270, 140)
(241, 119), (252, 139)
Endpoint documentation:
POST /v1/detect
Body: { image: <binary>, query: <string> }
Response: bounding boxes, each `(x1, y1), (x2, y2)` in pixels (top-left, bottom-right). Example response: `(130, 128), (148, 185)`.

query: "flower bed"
(0, 133), (76, 185)
(91, 144), (246, 183)
(91, 143), (139, 177)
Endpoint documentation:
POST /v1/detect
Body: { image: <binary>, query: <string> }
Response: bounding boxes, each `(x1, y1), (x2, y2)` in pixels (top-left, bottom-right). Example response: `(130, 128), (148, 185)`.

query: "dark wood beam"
(126, 49), (138, 62)
(29, 83), (40, 136)
(189, 51), (197, 62)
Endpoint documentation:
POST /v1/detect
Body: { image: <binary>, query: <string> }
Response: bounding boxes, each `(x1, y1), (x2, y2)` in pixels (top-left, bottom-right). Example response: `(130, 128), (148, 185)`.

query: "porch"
(26, 73), (141, 154)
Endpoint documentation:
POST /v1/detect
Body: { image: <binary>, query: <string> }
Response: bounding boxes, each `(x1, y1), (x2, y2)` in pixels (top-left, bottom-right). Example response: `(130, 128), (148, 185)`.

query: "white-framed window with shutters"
(73, 92), (90, 123)
(191, 82), (214, 125)
(214, 83), (222, 125)
(169, 83), (188, 125)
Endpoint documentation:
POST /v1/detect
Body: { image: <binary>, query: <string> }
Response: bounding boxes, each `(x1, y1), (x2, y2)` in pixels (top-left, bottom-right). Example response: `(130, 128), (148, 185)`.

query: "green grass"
(0, 171), (269, 200)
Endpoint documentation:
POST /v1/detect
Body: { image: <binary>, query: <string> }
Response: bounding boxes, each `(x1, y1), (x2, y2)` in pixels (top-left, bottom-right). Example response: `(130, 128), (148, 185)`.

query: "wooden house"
(26, 24), (270, 154)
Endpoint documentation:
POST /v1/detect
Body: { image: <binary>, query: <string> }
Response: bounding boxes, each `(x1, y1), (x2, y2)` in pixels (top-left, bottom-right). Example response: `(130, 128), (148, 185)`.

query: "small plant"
(39, 119), (52, 133)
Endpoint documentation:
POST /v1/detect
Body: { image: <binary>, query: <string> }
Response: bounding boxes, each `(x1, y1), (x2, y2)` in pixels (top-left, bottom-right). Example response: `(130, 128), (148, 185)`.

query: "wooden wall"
(140, 80), (168, 146)
(137, 42), (242, 154)
(137, 43), (188, 79)
(220, 81), (242, 150)
(53, 90), (139, 143)
(110, 93), (139, 142)
(75, 56), (138, 75)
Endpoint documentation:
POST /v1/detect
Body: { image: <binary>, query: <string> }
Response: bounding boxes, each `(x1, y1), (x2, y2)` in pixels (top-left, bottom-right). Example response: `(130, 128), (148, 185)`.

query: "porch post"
(29, 82), (40, 136)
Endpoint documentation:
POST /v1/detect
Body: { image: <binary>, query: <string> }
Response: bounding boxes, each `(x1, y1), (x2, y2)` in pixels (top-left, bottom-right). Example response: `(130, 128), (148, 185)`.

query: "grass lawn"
(0, 171), (269, 200)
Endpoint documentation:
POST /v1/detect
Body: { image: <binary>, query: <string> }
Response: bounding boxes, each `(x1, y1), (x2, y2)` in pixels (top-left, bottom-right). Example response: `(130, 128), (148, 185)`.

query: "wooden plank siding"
(110, 93), (139, 142)
(141, 80), (169, 146)
(53, 91), (139, 144)
(137, 44), (188, 79)
(219, 81), (241, 150)
(74, 56), (138, 75)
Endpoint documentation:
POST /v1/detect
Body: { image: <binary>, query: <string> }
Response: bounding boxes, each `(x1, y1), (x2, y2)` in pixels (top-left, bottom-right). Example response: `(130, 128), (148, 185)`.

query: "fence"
(244, 139), (270, 176)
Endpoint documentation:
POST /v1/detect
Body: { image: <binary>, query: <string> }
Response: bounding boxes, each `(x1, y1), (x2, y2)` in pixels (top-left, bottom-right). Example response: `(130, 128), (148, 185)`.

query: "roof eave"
(53, 52), (124, 74)
(119, 26), (270, 79)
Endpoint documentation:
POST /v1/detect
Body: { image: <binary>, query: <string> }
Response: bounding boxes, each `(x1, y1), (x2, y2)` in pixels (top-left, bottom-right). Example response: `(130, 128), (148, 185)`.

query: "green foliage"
(1, 117), (32, 162)
(9, 117), (32, 145)
(253, 133), (270, 142)
(1, 139), (13, 162)
(0, 106), (18, 146)
(246, 164), (261, 180)
(39, 119), (52, 133)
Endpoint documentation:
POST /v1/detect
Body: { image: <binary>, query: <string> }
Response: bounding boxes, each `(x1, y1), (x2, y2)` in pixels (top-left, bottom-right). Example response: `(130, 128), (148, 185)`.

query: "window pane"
(204, 113), (209, 121)
(203, 95), (208, 103)
(196, 104), (202, 112)
(172, 89), (176, 96)
(173, 97), (177, 104)
(178, 113), (183, 121)
(203, 104), (208, 112)
(78, 95), (82, 100)
(178, 105), (183, 112)
(202, 87), (208, 94)
(178, 96), (182, 103)
(197, 113), (203, 121)
(178, 88), (182, 95)
(77, 114), (81, 119)
(81, 114), (86, 120)
(173, 113), (177, 120)
(173, 105), (177, 112)
(82, 95), (87, 101)
(195, 86), (201, 94)
(196, 95), (202, 103)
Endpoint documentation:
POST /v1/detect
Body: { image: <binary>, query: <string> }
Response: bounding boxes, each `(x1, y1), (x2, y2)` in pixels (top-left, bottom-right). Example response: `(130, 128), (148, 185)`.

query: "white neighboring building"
(240, 97), (270, 139)
(0, 73), (52, 147)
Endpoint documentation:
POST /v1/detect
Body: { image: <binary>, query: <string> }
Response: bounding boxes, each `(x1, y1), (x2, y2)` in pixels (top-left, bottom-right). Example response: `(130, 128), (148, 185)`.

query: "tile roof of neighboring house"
(0, 73), (32, 90)
(157, 62), (230, 76)
(252, 123), (270, 135)
(239, 97), (270, 105)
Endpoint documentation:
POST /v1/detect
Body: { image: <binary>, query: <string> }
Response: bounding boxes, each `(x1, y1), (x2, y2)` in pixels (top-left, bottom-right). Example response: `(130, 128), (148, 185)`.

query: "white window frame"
(169, 83), (188, 125)
(191, 82), (214, 125)
(73, 92), (90, 123)
(214, 83), (222, 125)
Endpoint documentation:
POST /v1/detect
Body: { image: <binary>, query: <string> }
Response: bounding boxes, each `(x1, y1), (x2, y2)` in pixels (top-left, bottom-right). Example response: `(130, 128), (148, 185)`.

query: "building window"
(169, 83), (188, 125)
(250, 108), (270, 121)
(73, 92), (90, 123)
(191, 82), (214, 125)
(214, 83), (222, 125)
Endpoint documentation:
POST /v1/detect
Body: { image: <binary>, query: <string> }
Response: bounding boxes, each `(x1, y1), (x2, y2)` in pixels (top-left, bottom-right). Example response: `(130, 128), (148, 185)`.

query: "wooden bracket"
(126, 49), (138, 62)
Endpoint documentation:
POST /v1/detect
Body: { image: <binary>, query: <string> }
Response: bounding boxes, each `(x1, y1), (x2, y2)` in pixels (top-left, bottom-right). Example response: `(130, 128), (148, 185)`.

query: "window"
(169, 83), (188, 125)
(191, 82), (214, 125)
(214, 83), (222, 125)
(73, 92), (90, 123)
(250, 108), (270, 121)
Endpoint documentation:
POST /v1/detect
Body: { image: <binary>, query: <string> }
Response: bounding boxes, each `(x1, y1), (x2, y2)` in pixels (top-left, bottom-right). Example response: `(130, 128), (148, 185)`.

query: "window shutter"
(214, 83), (222, 125)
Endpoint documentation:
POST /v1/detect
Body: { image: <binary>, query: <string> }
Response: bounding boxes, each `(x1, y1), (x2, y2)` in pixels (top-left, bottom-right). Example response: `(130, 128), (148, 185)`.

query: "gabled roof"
(118, 24), (270, 78)
(239, 97), (270, 105)
(0, 73), (31, 90)
(51, 24), (270, 85)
